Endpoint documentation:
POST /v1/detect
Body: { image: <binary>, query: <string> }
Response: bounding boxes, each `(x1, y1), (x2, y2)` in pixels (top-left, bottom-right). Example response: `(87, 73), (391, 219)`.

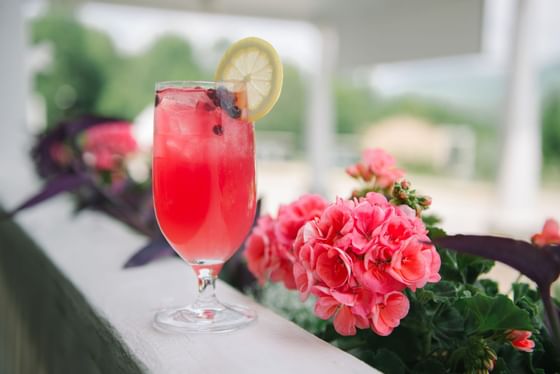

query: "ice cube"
(159, 88), (209, 112)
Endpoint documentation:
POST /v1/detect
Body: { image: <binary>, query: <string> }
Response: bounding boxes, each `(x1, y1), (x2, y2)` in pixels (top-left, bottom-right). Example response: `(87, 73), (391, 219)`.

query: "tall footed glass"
(152, 81), (257, 333)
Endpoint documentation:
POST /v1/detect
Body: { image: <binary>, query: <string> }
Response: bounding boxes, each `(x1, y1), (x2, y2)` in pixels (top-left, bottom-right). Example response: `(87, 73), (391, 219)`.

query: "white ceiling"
(69, 0), (485, 67)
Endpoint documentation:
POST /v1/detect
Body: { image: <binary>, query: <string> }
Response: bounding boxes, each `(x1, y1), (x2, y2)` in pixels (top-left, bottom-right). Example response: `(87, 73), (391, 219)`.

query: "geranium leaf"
(457, 294), (532, 333)
(369, 348), (407, 374)
(433, 305), (465, 345)
(477, 279), (499, 296)
(456, 254), (494, 284)
(412, 359), (447, 374)
(427, 226), (447, 240)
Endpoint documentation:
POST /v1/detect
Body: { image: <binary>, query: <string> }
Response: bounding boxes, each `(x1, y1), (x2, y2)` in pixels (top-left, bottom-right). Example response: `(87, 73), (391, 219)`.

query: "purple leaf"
(123, 236), (175, 268)
(7, 174), (90, 217)
(432, 235), (560, 287)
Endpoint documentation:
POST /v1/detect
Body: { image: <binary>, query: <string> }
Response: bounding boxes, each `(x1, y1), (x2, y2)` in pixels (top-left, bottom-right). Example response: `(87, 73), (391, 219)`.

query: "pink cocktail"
(153, 81), (257, 333)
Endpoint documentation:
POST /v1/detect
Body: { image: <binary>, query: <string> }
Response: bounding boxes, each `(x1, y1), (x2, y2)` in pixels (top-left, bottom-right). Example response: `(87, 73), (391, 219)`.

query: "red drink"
(153, 85), (256, 274)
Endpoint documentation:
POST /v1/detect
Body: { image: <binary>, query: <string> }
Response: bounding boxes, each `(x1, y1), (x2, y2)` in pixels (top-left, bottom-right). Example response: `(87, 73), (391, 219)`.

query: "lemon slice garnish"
(215, 37), (283, 122)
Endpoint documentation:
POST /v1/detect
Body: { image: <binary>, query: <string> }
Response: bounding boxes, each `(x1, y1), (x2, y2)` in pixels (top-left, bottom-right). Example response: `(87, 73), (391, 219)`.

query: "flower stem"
(541, 285), (560, 353)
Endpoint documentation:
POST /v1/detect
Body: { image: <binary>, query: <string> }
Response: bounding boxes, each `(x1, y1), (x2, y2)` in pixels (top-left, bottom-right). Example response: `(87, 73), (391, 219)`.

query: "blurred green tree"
(32, 12), (117, 126)
(32, 13), (204, 125)
(35, 10), (560, 179)
(257, 64), (305, 138)
(335, 80), (377, 133)
(96, 35), (204, 120)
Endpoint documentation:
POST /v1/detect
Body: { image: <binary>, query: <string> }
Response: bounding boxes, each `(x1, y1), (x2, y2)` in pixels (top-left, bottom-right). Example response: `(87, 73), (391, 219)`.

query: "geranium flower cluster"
(346, 148), (404, 190)
(246, 190), (441, 337)
(507, 330), (535, 353)
(245, 194), (329, 289)
(82, 121), (138, 171)
(531, 218), (560, 247)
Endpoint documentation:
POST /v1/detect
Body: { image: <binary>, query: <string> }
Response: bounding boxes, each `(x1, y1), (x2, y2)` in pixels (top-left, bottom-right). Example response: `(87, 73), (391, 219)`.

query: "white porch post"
(0, 0), (30, 202)
(496, 0), (541, 232)
(305, 26), (338, 196)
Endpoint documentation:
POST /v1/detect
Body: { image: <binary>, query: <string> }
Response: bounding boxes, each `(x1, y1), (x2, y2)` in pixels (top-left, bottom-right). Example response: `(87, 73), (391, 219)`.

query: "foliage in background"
(32, 12), (203, 125)
(95, 35), (204, 120)
(33, 13), (117, 126)
(257, 64), (306, 139)
(30, 10), (560, 179)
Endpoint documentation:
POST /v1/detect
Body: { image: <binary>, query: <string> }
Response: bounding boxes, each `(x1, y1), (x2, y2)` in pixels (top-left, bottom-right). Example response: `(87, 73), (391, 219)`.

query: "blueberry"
(212, 124), (224, 136)
(228, 105), (242, 119)
(216, 87), (234, 108)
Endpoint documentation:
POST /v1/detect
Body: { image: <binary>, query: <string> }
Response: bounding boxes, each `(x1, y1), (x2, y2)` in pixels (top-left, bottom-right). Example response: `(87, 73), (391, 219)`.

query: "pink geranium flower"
(245, 215), (295, 289)
(315, 246), (353, 289)
(388, 237), (432, 290)
(363, 148), (397, 175)
(531, 218), (560, 247)
(315, 198), (355, 247)
(313, 287), (368, 336)
(346, 163), (373, 182)
(354, 260), (405, 295)
(351, 200), (389, 254)
(245, 215), (280, 284)
(83, 122), (138, 171)
(378, 214), (419, 258)
(507, 330), (535, 353)
(370, 291), (410, 336)
(245, 195), (328, 290)
(290, 190), (440, 336)
(245, 150), (441, 338)
(276, 194), (329, 252)
(363, 148), (405, 189)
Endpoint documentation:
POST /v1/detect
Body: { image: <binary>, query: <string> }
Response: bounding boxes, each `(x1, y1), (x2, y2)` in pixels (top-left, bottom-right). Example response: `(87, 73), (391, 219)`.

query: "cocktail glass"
(152, 80), (257, 333)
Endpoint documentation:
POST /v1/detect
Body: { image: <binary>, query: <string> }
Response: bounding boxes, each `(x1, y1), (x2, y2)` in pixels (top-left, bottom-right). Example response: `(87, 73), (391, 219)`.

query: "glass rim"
(155, 80), (245, 90)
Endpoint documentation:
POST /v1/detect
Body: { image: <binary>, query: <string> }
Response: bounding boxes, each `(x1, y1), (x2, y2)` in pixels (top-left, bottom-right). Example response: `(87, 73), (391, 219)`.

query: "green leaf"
(370, 349), (407, 374)
(457, 253), (495, 284)
(425, 280), (461, 302)
(433, 306), (465, 342)
(428, 226), (447, 240)
(358, 325), (422, 365)
(478, 279), (499, 296)
(493, 358), (511, 373)
(457, 294), (533, 334)
(422, 214), (442, 227)
(497, 344), (531, 374)
(513, 283), (539, 303)
(412, 359), (447, 374)
(438, 248), (463, 283)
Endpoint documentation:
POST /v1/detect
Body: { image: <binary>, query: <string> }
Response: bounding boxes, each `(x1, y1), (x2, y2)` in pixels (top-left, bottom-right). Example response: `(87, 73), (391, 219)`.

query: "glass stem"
(194, 268), (219, 307)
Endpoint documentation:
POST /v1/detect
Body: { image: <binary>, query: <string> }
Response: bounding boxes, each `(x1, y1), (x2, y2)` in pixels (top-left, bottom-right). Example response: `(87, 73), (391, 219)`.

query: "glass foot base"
(154, 302), (256, 334)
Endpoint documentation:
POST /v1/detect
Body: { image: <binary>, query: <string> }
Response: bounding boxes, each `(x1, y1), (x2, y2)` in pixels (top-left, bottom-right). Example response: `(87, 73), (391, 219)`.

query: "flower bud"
(400, 179), (411, 190)
(418, 195), (432, 208)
